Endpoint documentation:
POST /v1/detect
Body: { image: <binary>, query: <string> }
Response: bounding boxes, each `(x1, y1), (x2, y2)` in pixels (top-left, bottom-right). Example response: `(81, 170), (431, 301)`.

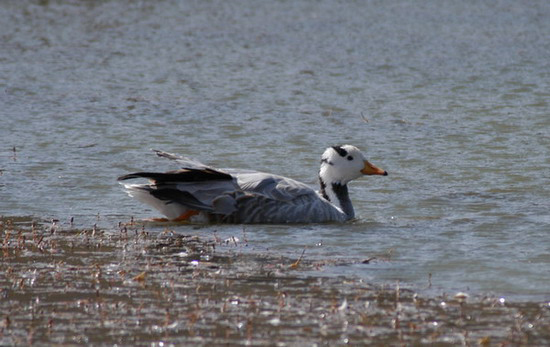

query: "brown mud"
(1, 216), (549, 346)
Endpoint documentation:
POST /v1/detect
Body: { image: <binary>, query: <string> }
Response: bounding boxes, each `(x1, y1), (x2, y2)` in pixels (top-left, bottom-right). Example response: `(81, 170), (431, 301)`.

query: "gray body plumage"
(118, 146), (387, 224)
(212, 170), (348, 223)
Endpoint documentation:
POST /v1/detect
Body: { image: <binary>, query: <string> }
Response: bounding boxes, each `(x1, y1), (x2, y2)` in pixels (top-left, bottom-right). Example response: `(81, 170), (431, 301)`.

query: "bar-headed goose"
(118, 145), (387, 223)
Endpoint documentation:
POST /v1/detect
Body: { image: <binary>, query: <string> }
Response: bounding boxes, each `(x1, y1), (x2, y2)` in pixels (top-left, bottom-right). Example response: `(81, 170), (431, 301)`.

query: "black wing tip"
(117, 172), (157, 181)
(117, 169), (232, 183)
(117, 173), (134, 181)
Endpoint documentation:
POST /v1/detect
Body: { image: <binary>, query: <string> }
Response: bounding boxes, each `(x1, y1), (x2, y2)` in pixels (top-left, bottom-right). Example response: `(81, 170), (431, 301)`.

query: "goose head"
(319, 145), (387, 185)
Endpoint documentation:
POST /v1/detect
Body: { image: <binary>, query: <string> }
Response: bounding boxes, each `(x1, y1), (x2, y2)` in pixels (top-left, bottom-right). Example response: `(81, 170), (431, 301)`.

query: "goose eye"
(347, 155), (353, 161)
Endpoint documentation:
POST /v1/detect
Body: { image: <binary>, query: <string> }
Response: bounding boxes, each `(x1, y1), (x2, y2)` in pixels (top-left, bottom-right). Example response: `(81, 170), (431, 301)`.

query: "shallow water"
(2, 218), (549, 345)
(1, 0), (549, 301)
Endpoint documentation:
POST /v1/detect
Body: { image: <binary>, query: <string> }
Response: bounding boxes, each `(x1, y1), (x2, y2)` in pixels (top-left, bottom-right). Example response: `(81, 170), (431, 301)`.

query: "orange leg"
(173, 210), (200, 222)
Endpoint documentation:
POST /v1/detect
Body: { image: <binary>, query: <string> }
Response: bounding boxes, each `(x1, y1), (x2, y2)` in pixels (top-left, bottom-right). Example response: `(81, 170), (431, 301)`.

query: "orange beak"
(361, 160), (388, 176)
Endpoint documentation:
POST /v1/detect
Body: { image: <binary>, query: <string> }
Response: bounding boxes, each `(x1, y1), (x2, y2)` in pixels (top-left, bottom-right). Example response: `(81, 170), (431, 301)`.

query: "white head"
(319, 145), (387, 185)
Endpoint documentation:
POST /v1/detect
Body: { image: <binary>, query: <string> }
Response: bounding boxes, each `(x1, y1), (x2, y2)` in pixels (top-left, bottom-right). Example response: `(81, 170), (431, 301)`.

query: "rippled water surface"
(1, 0), (549, 301)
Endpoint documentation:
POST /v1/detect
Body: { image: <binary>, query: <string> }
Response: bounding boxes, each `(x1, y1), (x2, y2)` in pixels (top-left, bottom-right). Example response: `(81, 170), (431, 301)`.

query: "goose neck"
(319, 176), (355, 219)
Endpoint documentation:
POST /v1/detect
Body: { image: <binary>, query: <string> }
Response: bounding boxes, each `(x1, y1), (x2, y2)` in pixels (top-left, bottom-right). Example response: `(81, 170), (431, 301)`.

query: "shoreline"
(1, 216), (549, 345)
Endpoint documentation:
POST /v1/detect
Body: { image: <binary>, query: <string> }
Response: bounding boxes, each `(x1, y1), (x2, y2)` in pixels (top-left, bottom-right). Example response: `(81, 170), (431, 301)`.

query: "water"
(1, 0), (549, 301)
